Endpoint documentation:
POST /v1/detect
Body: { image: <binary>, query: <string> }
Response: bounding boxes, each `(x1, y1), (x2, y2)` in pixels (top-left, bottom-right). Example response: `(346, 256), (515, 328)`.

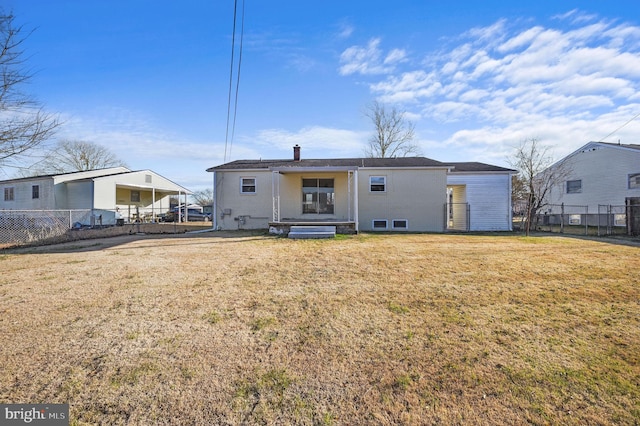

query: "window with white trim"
(131, 190), (141, 202)
(392, 219), (408, 230)
(369, 176), (386, 192)
(4, 187), (14, 201)
(566, 180), (582, 194)
(372, 219), (388, 230)
(629, 173), (640, 189)
(241, 177), (256, 194)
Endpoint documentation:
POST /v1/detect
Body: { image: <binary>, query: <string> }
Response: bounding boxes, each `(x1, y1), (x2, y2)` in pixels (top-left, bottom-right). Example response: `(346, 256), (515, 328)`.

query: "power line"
(229, 0), (245, 158)
(223, 0), (245, 163)
(598, 110), (640, 143)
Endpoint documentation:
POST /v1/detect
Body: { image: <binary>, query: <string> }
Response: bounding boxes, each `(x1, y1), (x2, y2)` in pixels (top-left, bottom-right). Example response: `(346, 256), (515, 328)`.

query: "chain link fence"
(529, 203), (640, 236)
(1, 207), (213, 248)
(0, 209), (93, 246)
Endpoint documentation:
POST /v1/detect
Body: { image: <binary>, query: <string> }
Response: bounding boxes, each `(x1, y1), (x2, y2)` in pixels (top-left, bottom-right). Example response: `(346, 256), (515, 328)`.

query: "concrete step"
(288, 225), (336, 239)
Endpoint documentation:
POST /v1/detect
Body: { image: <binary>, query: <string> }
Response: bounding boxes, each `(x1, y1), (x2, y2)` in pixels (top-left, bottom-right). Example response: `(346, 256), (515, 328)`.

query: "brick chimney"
(293, 144), (301, 161)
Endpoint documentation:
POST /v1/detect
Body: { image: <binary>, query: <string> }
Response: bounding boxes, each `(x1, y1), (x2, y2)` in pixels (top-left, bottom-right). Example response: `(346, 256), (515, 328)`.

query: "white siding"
(0, 178), (56, 210)
(66, 181), (94, 209)
(447, 173), (512, 231)
(547, 144), (640, 210)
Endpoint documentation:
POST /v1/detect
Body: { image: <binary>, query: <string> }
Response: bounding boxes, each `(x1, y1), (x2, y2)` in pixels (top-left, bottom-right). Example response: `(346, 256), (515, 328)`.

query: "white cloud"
(339, 38), (404, 76)
(342, 12), (640, 165)
(336, 22), (354, 39)
(384, 48), (407, 65)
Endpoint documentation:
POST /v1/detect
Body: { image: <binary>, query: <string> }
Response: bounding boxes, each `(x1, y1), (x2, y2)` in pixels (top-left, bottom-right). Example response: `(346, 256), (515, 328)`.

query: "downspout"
(212, 171), (217, 230)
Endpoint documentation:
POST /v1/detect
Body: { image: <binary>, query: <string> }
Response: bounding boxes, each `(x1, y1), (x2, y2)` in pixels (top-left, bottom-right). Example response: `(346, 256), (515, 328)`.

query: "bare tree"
(191, 188), (213, 207)
(29, 140), (127, 174)
(508, 138), (571, 235)
(364, 100), (420, 158)
(0, 11), (59, 172)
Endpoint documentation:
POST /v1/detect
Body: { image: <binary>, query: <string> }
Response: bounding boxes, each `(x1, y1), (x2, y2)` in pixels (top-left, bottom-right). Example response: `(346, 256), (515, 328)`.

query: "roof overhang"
(270, 166), (358, 173)
(114, 183), (192, 194)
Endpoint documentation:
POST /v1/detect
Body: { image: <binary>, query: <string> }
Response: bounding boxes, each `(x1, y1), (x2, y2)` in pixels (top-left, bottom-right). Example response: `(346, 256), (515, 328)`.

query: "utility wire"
(229, 0), (245, 160)
(598, 110), (640, 143)
(223, 0), (238, 163)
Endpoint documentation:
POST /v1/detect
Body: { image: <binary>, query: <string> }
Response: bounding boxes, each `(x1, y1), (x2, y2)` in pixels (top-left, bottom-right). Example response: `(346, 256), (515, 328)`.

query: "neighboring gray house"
(545, 142), (640, 212)
(207, 146), (515, 233)
(0, 167), (192, 223)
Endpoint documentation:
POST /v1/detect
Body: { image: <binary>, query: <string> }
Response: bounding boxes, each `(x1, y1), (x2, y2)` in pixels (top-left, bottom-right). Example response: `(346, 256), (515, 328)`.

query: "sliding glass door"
(302, 178), (334, 214)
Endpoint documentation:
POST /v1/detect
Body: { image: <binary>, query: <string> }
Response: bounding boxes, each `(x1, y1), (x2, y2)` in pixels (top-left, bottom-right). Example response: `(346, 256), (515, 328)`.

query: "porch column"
(152, 187), (156, 222)
(347, 170), (352, 222)
(354, 169), (359, 232)
(272, 171), (280, 222)
(184, 192), (188, 222)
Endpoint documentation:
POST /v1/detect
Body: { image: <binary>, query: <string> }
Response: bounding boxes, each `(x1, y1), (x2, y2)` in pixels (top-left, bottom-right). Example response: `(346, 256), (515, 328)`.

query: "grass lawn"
(0, 232), (638, 425)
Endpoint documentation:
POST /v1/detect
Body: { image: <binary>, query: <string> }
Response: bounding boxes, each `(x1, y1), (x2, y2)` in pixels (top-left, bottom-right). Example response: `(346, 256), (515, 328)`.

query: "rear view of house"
(207, 146), (514, 233)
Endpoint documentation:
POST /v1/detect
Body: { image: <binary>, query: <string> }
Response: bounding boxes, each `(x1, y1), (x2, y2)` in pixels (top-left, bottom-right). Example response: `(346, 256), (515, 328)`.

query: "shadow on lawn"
(526, 231), (640, 248)
(1, 230), (273, 255)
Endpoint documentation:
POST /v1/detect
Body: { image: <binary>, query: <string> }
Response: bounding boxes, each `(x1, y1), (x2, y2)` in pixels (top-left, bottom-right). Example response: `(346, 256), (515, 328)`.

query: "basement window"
(372, 219), (388, 230)
(392, 219), (408, 230)
(241, 177), (256, 194)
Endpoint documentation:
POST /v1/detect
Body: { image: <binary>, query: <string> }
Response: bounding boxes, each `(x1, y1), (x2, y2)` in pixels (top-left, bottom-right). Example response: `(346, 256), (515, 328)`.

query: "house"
(206, 145), (515, 233)
(544, 141), (640, 224)
(0, 167), (192, 224)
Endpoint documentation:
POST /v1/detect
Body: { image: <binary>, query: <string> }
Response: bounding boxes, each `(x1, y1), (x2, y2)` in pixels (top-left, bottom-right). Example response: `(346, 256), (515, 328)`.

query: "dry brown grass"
(0, 232), (638, 425)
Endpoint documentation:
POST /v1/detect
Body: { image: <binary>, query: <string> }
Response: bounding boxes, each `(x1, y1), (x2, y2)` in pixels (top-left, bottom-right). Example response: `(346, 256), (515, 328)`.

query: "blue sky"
(4, 1), (640, 191)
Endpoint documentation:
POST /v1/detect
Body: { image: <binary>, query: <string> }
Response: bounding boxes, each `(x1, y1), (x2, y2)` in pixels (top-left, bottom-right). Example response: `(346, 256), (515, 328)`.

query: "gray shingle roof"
(447, 162), (516, 173)
(207, 156), (449, 171)
(599, 142), (640, 150)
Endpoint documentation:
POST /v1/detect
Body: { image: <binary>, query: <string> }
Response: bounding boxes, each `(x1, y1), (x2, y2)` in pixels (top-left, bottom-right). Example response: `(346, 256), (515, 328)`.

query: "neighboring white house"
(545, 142), (640, 211)
(207, 146), (515, 233)
(0, 167), (192, 224)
